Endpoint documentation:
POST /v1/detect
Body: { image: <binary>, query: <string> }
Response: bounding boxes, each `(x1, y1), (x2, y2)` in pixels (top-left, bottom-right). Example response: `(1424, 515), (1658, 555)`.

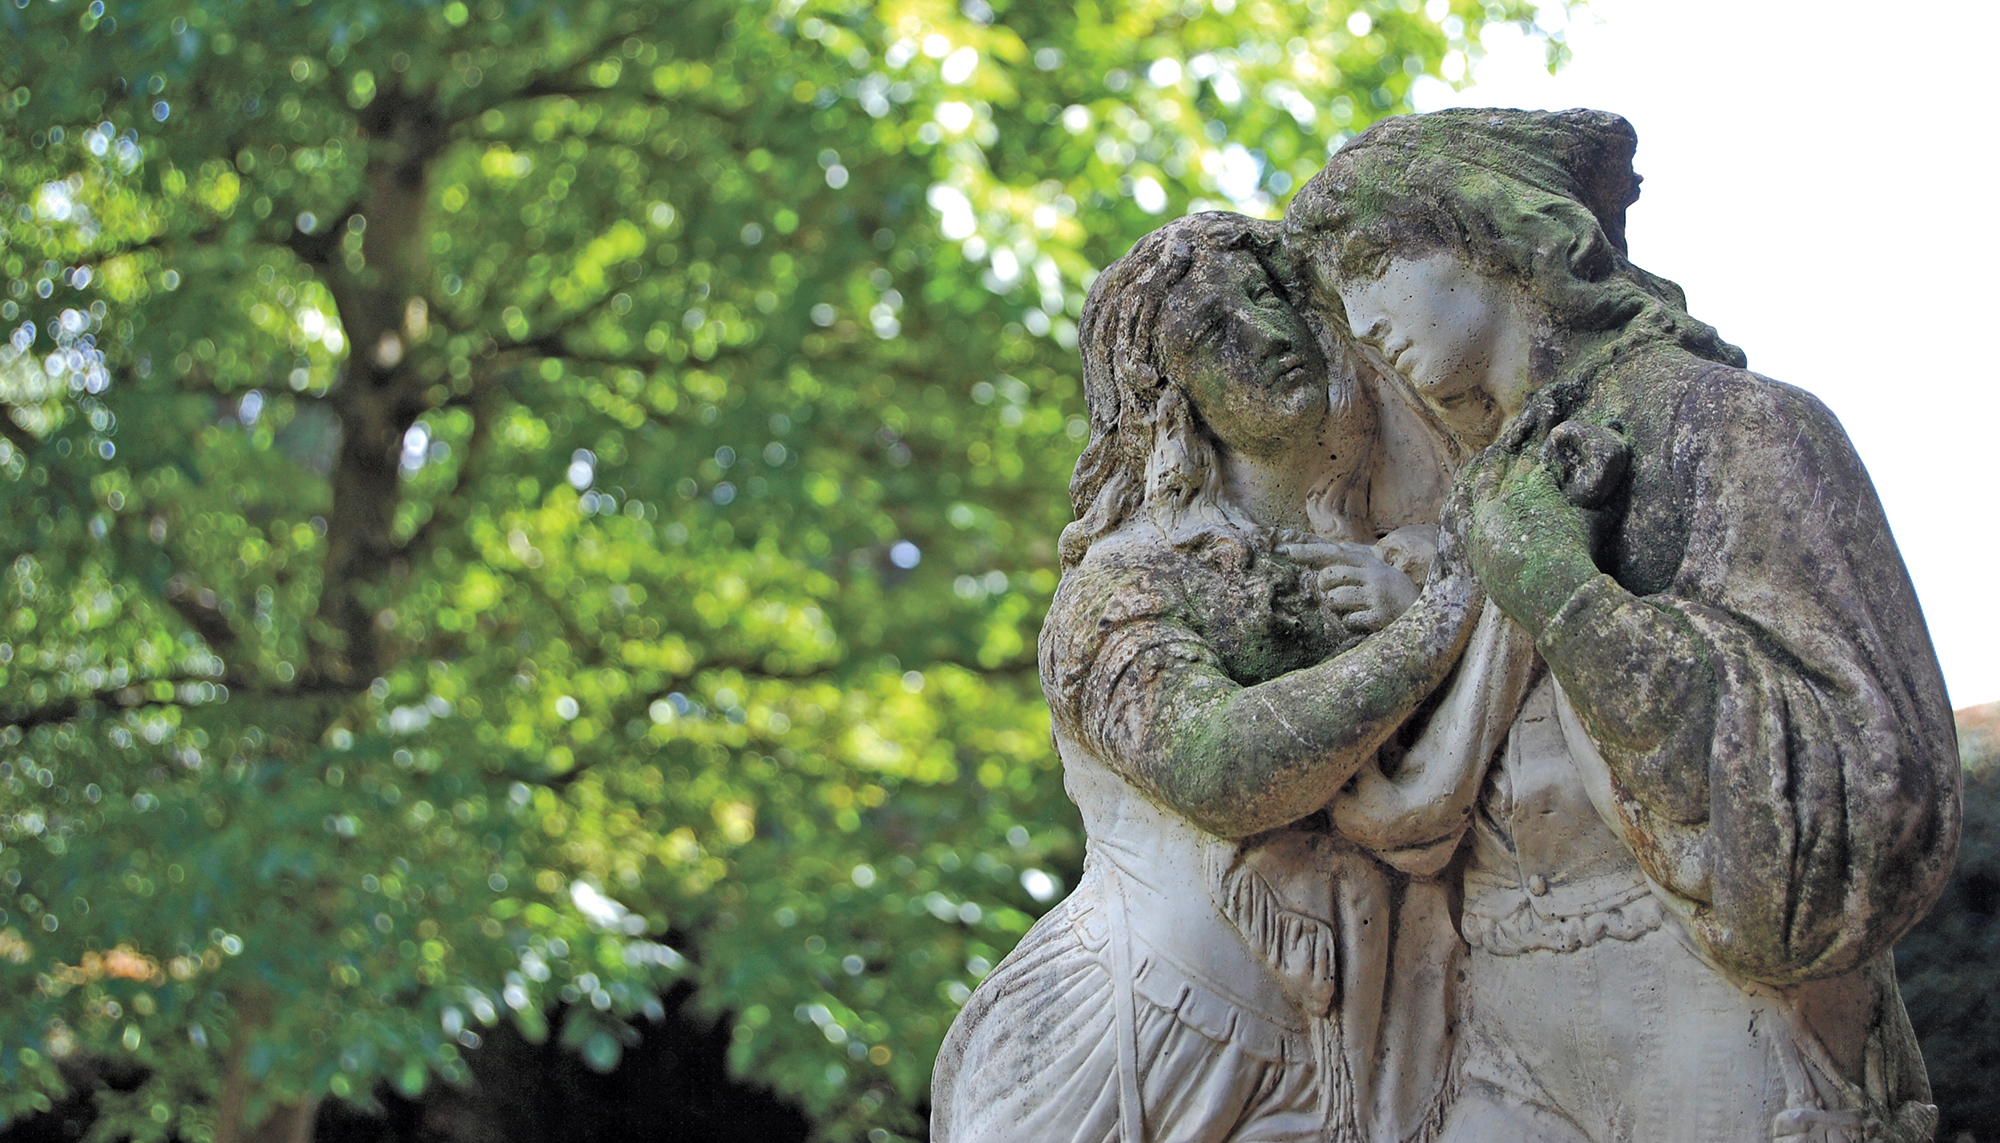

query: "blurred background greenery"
(0, 1), (1991, 1141)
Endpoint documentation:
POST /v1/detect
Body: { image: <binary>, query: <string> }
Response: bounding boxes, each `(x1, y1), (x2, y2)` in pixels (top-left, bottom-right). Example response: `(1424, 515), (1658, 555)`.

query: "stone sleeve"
(1534, 370), (1959, 984)
(1040, 545), (1478, 839)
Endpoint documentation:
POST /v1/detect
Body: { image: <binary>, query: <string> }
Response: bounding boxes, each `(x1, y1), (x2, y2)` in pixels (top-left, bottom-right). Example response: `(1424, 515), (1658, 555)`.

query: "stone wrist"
(1532, 571), (1625, 658)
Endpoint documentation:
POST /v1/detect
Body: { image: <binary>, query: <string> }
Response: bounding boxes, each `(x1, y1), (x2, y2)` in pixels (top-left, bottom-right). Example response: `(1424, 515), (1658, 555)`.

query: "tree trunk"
(307, 85), (448, 688)
(215, 1098), (320, 1143)
(215, 1044), (321, 1143)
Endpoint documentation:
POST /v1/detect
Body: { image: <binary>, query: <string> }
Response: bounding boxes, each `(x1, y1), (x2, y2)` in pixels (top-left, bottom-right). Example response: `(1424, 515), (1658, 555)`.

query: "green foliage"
(1898, 708), (2000, 1138)
(0, 0), (1547, 1138)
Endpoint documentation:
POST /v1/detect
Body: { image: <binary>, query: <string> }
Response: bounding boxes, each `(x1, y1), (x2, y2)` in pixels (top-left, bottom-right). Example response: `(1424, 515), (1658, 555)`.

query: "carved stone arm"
(1134, 570), (1480, 839)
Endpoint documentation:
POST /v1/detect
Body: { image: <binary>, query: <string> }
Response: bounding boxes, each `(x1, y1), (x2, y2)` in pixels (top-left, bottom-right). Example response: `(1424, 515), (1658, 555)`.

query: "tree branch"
(394, 392), (492, 562)
(453, 25), (635, 122)
(282, 198), (364, 271)
(0, 405), (41, 455)
(162, 573), (241, 662)
(0, 674), (228, 731)
(509, 284), (638, 360)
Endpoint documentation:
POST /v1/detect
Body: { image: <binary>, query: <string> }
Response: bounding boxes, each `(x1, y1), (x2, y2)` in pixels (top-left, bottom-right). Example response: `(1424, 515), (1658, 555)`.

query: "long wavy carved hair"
(1287, 108), (1745, 428)
(1060, 212), (1368, 571)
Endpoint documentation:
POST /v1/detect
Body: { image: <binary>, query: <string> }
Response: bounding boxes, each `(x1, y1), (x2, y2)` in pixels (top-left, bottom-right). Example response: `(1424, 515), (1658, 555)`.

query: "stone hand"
(1280, 540), (1420, 637)
(1456, 446), (1599, 637)
(1374, 523), (1439, 586)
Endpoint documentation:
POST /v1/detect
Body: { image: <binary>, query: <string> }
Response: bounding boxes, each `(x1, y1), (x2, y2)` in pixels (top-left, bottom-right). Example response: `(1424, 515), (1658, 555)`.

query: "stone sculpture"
(930, 210), (1531, 1143)
(932, 108), (1960, 1143)
(1289, 107), (1958, 1142)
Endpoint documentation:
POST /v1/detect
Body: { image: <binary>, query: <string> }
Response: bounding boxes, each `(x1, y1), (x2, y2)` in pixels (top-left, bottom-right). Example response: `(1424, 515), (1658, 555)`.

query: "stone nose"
(1242, 315), (1292, 358)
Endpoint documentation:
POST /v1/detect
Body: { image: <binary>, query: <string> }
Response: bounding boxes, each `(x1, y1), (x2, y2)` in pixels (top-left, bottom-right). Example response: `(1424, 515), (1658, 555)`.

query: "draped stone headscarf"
(1287, 107), (1744, 391)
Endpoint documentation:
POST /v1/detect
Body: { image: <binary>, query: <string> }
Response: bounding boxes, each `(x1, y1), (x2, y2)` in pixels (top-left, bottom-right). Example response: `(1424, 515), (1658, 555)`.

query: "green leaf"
(0, 0), (1566, 1137)
(582, 1030), (621, 1074)
(394, 1059), (427, 1099)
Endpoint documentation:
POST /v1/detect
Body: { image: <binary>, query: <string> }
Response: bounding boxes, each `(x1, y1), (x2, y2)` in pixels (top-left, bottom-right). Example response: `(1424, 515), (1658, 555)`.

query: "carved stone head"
(1063, 212), (1371, 566)
(1285, 107), (1745, 425)
(1288, 108), (1646, 326)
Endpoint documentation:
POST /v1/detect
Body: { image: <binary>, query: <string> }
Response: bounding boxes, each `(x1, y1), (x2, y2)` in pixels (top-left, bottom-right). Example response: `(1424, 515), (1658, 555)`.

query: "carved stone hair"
(1062, 212), (1360, 570)
(1287, 107), (1745, 399)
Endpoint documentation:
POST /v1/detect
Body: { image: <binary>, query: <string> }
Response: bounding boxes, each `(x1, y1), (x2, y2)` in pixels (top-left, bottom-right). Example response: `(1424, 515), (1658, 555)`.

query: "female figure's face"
(1155, 246), (1329, 459)
(1336, 251), (1539, 446)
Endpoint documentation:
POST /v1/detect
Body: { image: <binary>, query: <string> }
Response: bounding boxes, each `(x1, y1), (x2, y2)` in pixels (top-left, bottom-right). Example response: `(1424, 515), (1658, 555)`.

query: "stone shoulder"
(1036, 529), (1203, 725)
(1669, 359), (1849, 447)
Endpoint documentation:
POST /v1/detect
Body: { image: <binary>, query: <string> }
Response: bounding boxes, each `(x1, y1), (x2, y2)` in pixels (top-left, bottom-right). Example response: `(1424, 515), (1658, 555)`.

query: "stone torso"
(1460, 674), (1663, 959)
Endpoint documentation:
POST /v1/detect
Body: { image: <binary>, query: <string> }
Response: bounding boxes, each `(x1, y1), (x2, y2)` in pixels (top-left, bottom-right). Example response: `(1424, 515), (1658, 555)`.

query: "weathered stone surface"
(1297, 106), (1959, 1143)
(934, 210), (1492, 1143)
(933, 108), (1959, 1143)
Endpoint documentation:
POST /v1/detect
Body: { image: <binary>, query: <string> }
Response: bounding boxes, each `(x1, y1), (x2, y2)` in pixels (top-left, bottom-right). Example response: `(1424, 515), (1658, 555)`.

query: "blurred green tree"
(1899, 703), (2000, 1140)
(0, 1), (1553, 1139)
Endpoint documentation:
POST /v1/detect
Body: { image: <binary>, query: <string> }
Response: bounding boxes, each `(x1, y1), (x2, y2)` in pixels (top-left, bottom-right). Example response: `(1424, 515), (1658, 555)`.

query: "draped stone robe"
(1438, 346), (1958, 1142)
(1533, 347), (1957, 988)
(933, 526), (1466, 1143)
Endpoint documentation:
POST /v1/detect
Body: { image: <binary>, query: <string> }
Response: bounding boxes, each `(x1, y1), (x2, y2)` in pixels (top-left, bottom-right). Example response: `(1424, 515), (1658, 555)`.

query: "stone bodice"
(1460, 674), (1664, 957)
(1032, 523), (1465, 1141)
(1038, 523), (1360, 1026)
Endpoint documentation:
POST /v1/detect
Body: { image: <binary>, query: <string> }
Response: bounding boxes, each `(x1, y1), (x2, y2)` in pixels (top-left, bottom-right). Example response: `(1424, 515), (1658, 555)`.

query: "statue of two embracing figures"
(930, 108), (1961, 1143)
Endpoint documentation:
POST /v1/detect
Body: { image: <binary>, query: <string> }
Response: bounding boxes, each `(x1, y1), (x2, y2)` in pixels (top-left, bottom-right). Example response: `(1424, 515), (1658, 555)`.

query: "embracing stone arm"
(1041, 541), (1480, 841)
(1530, 370), (1960, 985)
(1155, 580), (1476, 838)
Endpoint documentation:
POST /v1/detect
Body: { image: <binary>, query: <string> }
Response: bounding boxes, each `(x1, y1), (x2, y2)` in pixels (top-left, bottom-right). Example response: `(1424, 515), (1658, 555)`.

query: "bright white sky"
(1412, 0), (2000, 709)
